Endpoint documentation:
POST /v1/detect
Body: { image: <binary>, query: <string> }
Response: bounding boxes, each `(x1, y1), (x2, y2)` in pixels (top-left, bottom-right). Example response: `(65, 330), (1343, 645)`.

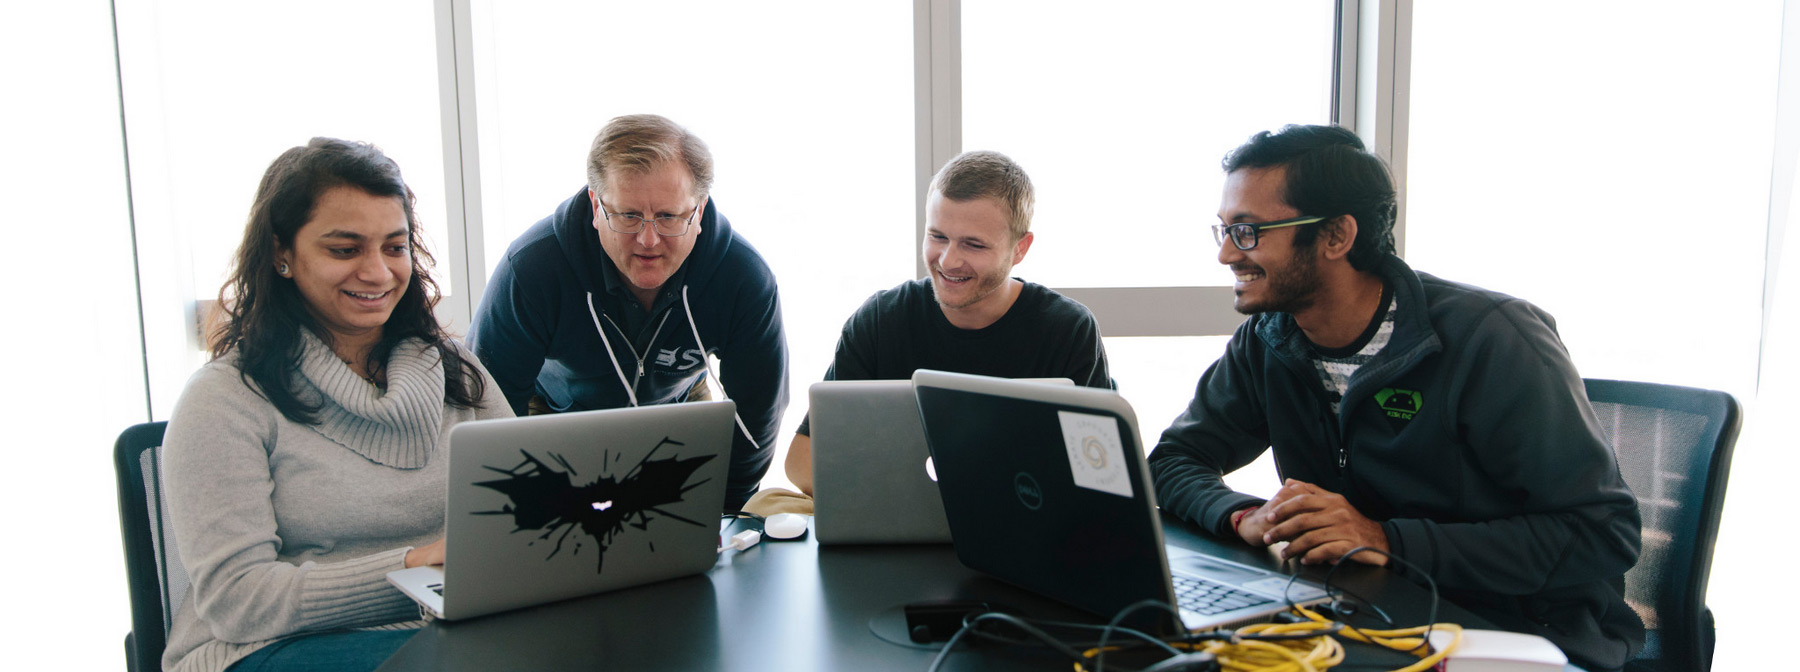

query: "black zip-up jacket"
(468, 187), (789, 511)
(1148, 255), (1643, 670)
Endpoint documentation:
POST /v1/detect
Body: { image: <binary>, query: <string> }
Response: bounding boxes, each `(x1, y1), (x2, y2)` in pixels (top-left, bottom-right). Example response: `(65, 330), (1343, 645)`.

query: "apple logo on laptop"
(925, 456), (938, 482)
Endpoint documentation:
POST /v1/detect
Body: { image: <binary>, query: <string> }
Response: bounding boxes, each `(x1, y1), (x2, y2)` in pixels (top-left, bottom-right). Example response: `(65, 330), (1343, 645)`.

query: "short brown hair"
(929, 150), (1034, 240)
(586, 114), (714, 199)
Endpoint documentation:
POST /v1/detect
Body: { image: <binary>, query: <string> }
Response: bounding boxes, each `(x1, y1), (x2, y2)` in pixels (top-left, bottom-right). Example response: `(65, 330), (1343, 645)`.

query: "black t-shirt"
(796, 278), (1114, 435)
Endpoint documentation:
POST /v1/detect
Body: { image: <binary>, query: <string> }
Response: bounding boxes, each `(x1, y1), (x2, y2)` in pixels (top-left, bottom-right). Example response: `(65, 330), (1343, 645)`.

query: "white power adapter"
(1426, 629), (1567, 672)
(718, 529), (762, 553)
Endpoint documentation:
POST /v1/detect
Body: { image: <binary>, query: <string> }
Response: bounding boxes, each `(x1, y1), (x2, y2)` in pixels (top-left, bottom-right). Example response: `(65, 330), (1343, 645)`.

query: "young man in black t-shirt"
(781, 150), (1114, 495)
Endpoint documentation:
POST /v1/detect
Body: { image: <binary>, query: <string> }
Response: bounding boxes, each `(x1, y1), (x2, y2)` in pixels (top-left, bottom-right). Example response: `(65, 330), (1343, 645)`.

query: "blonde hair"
(929, 150), (1034, 240)
(586, 114), (714, 199)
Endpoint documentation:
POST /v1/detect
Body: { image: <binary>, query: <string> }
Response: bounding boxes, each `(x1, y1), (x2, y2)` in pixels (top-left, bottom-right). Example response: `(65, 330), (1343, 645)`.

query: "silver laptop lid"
(810, 380), (952, 545)
(440, 401), (735, 619)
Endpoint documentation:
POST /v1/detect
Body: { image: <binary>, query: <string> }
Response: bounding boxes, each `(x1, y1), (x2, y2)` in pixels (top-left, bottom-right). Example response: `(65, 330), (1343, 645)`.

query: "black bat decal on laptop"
(472, 437), (716, 573)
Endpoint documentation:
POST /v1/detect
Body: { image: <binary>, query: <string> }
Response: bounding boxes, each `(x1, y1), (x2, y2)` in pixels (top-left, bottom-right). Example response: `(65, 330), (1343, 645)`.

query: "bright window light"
(962, 0), (1336, 289)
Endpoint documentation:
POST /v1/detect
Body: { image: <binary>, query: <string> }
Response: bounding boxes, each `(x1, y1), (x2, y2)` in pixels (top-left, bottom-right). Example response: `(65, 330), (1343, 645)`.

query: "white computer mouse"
(764, 513), (809, 540)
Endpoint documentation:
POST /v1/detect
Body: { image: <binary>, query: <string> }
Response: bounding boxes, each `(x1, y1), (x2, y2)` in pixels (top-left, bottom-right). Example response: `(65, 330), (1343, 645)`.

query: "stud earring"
(276, 262), (290, 277)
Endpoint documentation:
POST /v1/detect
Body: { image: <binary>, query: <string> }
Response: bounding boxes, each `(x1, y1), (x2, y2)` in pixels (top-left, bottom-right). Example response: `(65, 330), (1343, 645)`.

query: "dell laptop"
(910, 370), (1329, 632)
(387, 401), (735, 620)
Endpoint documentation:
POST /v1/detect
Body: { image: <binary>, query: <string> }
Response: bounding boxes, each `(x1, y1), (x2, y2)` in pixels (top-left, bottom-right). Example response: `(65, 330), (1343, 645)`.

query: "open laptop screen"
(912, 370), (1177, 628)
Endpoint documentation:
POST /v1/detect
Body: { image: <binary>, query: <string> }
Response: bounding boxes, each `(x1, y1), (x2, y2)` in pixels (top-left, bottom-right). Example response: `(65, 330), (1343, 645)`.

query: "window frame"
(427, 0), (1411, 340)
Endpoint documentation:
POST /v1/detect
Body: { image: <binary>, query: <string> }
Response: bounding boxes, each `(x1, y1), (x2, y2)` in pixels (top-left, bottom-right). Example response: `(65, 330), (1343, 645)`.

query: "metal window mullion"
(1333, 0), (1361, 127)
(1757, 0), (1800, 394)
(1054, 288), (1247, 338)
(434, 0), (486, 335)
(1346, 0), (1412, 258)
(915, 0), (960, 281)
(109, 0), (155, 423)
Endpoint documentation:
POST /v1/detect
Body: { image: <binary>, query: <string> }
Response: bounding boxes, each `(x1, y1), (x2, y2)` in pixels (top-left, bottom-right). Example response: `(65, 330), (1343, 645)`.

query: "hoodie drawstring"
(586, 292), (639, 407)
(585, 287), (758, 450)
(682, 285), (759, 448)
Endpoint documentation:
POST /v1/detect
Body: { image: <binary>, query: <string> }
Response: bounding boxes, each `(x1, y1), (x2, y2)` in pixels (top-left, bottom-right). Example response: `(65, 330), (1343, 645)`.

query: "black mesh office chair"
(115, 421), (187, 672)
(1584, 379), (1740, 672)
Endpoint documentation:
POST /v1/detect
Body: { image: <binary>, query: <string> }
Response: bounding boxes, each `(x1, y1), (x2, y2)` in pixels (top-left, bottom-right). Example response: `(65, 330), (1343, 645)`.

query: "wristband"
(1230, 506), (1258, 535)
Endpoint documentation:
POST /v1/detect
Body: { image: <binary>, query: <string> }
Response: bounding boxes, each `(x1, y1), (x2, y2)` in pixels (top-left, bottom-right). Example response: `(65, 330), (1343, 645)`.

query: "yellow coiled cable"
(1074, 608), (1462, 672)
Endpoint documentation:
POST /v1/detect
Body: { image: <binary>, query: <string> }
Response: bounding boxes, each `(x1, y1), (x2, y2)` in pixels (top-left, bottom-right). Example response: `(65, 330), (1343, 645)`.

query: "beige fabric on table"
(741, 487), (814, 516)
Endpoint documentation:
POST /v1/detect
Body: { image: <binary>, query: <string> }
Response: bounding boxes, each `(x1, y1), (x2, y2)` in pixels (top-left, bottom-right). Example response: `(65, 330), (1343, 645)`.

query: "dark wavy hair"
(210, 137), (485, 424)
(1222, 125), (1397, 271)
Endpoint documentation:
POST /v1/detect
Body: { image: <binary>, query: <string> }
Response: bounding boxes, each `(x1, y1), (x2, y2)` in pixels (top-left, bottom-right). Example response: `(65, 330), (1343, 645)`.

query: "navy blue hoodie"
(468, 187), (788, 511)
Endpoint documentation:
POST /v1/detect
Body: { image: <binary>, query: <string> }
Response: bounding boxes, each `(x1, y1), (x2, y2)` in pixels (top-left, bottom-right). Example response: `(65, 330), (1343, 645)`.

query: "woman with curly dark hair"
(160, 138), (510, 672)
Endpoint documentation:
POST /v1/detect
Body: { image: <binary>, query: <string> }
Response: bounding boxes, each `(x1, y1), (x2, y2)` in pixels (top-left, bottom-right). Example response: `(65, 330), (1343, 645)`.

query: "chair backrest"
(1583, 379), (1740, 672)
(114, 421), (187, 672)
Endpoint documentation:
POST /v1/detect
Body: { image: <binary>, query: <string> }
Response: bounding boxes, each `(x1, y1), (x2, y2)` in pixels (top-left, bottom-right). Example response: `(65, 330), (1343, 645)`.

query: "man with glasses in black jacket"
(1148, 124), (1643, 671)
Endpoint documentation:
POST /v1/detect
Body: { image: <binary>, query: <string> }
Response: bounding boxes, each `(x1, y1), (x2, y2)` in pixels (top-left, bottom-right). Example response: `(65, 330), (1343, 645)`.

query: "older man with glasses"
(469, 114), (787, 513)
(1148, 124), (1644, 671)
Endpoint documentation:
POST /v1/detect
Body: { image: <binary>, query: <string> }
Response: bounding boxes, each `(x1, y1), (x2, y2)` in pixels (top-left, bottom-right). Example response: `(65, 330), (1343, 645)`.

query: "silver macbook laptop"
(810, 378), (1070, 545)
(387, 401), (735, 620)
(910, 370), (1329, 632)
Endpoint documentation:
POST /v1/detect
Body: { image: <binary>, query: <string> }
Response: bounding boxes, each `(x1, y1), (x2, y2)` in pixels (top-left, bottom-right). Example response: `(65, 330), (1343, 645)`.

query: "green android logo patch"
(1375, 387), (1423, 421)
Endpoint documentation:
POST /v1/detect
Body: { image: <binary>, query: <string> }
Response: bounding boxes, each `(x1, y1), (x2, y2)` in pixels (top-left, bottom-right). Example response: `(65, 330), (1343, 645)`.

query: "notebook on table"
(387, 401), (735, 620)
(910, 370), (1329, 632)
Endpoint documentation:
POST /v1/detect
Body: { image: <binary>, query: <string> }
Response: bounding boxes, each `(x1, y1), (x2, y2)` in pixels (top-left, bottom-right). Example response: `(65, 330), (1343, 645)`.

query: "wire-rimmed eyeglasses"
(1211, 215), (1326, 251)
(598, 196), (705, 237)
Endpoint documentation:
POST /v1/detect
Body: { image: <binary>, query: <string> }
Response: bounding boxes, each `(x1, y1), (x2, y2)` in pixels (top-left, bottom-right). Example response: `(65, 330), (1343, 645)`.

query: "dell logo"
(1014, 472), (1044, 510)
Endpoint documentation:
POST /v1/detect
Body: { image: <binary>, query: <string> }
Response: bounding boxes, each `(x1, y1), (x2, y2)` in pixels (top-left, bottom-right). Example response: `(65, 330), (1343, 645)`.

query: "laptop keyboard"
(1172, 574), (1276, 616)
(428, 583), (444, 597)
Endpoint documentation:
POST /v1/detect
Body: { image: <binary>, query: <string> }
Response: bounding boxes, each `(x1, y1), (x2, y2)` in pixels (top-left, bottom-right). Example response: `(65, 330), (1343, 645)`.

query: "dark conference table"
(378, 512), (1583, 671)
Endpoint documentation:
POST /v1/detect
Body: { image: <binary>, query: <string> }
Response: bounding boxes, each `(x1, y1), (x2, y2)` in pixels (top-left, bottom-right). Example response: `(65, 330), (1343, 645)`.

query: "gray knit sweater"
(161, 333), (510, 672)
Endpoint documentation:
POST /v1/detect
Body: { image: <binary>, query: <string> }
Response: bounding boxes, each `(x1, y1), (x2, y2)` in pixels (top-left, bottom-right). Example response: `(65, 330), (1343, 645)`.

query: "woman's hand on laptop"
(405, 538), (446, 568)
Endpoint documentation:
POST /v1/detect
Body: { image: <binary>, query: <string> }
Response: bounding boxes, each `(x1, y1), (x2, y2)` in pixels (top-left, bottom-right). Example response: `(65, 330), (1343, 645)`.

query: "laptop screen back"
(911, 370), (1178, 628)
(439, 401), (735, 618)
(810, 380), (952, 544)
(810, 378), (1073, 545)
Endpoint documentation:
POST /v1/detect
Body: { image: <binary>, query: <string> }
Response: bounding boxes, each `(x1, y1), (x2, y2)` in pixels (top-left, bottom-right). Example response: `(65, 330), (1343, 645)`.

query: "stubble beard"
(1233, 245), (1321, 316)
(931, 266), (1009, 312)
